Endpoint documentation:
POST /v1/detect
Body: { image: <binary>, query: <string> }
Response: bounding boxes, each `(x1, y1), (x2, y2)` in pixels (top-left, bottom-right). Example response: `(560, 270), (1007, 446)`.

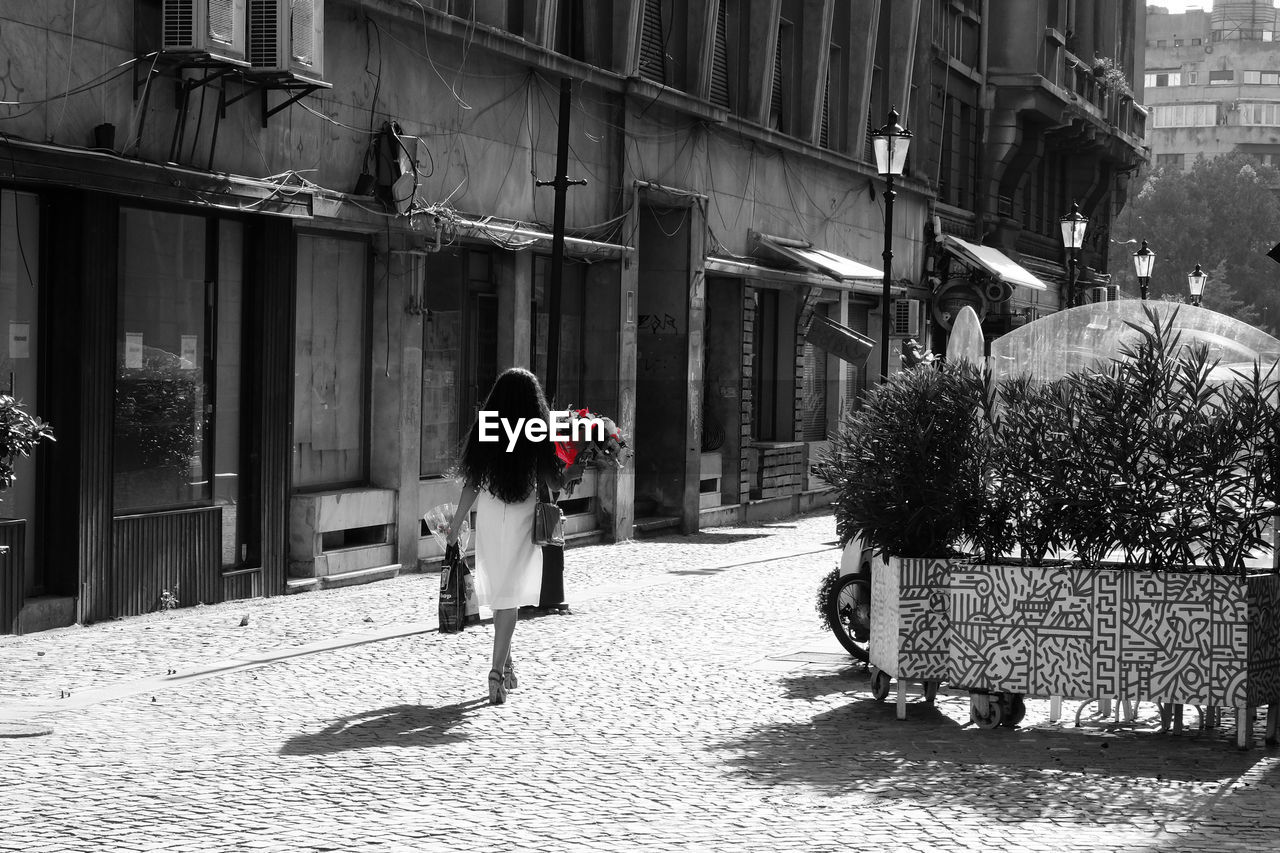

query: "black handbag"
(532, 477), (565, 548)
(438, 542), (469, 634)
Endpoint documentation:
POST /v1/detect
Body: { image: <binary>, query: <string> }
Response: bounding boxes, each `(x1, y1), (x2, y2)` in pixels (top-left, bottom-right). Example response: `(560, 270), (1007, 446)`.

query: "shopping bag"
(426, 503), (479, 626)
(438, 541), (470, 634)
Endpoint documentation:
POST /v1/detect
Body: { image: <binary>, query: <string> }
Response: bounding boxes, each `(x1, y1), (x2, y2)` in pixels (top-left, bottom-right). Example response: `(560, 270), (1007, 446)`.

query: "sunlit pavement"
(2, 510), (1279, 852)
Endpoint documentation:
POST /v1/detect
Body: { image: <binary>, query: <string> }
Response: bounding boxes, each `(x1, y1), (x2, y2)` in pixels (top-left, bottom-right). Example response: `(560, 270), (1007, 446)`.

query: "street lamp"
(873, 106), (912, 381)
(1132, 239), (1155, 300)
(1187, 263), (1207, 307)
(1059, 201), (1088, 308)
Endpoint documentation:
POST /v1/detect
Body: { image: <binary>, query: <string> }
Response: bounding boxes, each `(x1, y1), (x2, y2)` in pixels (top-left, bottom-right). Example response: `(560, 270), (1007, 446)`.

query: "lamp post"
(873, 107), (912, 382)
(1187, 263), (1207, 306)
(1132, 239), (1155, 300)
(1059, 201), (1088, 308)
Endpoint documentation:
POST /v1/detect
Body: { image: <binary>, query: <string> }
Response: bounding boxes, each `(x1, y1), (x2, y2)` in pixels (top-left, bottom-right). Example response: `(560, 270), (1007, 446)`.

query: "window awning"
(940, 235), (1048, 292)
(754, 232), (883, 282)
(804, 314), (875, 366)
(704, 255), (905, 297)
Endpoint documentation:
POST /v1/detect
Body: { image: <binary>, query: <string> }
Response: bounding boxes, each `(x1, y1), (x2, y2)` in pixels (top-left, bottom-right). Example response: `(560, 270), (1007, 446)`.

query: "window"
(420, 250), (498, 477)
(115, 210), (248, 567)
(638, 0), (666, 84)
(1188, 71), (1198, 84)
(1174, 39), (1183, 47)
(0, 191), (40, 577)
(1151, 103), (1218, 127)
(1191, 38), (1202, 45)
(293, 234), (369, 489)
(1156, 39), (1167, 47)
(1209, 70), (1234, 84)
(769, 18), (795, 132)
(554, 0), (613, 66)
(1245, 71), (1261, 84)
(1145, 72), (1181, 87)
(451, 0), (528, 36)
(1156, 152), (1185, 171)
(1245, 71), (1280, 85)
(1240, 102), (1280, 126)
(751, 288), (798, 441)
(710, 0), (730, 108)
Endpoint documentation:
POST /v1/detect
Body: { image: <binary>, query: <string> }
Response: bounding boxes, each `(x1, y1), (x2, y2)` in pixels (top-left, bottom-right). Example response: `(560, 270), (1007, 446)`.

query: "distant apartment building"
(1146, 1), (1280, 172)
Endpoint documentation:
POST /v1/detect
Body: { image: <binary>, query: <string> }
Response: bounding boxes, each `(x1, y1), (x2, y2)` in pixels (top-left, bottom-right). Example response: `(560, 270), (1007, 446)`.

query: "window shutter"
(819, 64), (831, 148)
(801, 340), (828, 441)
(639, 0), (666, 83)
(710, 0), (730, 107)
(769, 25), (783, 128)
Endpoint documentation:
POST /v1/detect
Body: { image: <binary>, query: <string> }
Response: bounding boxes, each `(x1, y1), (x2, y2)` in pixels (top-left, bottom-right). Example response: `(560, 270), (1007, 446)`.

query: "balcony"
(992, 30), (1148, 148)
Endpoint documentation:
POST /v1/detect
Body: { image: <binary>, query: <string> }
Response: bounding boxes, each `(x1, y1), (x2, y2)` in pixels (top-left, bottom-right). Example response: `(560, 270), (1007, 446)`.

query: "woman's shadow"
(280, 699), (487, 756)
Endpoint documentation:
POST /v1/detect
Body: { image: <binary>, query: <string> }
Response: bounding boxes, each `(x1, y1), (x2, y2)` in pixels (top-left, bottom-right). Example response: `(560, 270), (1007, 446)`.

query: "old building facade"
(1145, 1), (1280, 174)
(0, 0), (1145, 632)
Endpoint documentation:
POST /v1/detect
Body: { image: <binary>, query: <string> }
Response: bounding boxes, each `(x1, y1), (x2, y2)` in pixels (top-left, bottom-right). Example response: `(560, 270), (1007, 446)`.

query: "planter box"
(948, 563), (1280, 739)
(870, 555), (953, 683)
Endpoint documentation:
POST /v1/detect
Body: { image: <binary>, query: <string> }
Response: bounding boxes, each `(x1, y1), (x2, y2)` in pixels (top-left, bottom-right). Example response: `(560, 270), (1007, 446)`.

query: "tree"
(1107, 153), (1280, 334)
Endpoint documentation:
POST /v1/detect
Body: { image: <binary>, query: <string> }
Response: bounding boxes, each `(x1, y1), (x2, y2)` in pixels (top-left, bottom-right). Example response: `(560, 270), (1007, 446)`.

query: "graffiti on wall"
(948, 565), (1280, 707)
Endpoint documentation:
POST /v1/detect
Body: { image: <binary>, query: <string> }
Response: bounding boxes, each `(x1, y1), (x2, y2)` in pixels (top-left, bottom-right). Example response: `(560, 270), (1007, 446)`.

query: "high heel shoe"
(488, 669), (507, 705)
(503, 658), (518, 690)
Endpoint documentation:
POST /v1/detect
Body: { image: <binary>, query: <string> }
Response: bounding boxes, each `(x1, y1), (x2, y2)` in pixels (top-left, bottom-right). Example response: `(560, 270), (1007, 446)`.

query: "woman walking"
(445, 368), (584, 705)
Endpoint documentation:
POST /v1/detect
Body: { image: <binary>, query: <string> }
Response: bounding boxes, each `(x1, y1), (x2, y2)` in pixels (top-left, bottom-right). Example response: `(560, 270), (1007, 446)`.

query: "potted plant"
(948, 307), (1280, 745)
(0, 395), (54, 635)
(816, 359), (987, 711)
(0, 395), (54, 496)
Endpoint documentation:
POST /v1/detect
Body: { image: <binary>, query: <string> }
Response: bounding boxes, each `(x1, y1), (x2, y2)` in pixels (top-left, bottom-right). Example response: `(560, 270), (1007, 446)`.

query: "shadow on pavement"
(713, 668), (1280, 825)
(676, 532), (775, 545)
(279, 699), (487, 756)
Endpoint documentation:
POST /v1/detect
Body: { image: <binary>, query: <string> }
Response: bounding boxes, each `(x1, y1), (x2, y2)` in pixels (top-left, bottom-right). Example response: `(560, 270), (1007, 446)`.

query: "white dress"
(473, 486), (543, 610)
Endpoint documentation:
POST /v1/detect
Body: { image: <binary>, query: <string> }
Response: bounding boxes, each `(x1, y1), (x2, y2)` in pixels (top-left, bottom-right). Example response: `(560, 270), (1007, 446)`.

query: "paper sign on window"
(180, 335), (198, 369)
(125, 332), (144, 369)
(8, 322), (29, 359)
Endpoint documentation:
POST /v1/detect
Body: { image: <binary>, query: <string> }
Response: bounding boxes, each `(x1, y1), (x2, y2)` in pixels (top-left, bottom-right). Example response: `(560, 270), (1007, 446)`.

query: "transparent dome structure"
(989, 300), (1280, 383)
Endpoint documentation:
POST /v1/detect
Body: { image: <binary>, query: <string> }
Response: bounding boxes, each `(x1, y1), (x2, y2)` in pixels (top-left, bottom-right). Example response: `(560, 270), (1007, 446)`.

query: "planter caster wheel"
(1001, 694), (1026, 728)
(970, 693), (1003, 729)
(923, 680), (939, 704)
(871, 670), (892, 702)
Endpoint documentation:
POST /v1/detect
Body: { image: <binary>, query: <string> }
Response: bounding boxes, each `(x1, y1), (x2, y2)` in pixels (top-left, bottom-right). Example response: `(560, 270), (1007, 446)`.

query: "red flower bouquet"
(554, 407), (627, 469)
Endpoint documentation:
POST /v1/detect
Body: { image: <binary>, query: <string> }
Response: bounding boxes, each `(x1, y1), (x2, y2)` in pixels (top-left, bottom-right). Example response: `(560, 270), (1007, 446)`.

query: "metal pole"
(536, 77), (587, 405)
(1066, 252), (1076, 309)
(880, 173), (896, 382)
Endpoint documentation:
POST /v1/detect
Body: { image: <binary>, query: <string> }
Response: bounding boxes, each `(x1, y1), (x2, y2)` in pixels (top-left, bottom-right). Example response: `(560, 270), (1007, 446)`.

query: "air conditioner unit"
(1091, 286), (1110, 303)
(162, 0), (248, 64)
(891, 298), (922, 337)
(248, 0), (325, 82)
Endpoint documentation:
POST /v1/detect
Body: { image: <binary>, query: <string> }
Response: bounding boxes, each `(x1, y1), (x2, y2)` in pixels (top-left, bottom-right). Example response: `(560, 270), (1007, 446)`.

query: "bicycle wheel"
(825, 573), (871, 662)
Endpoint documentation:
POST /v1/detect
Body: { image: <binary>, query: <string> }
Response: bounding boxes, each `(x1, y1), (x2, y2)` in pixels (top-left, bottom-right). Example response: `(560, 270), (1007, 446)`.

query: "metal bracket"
(261, 82), (324, 128)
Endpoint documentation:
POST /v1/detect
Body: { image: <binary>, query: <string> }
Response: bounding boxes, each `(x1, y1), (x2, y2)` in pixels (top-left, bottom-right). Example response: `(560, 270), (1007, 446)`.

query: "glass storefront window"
(293, 234), (369, 488)
(420, 250), (498, 477)
(0, 190), (41, 585)
(115, 209), (210, 512)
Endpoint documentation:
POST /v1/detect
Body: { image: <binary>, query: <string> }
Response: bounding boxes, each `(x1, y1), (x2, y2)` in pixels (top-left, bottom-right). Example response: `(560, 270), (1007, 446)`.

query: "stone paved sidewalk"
(0, 513), (841, 712)
(3, 510), (1280, 853)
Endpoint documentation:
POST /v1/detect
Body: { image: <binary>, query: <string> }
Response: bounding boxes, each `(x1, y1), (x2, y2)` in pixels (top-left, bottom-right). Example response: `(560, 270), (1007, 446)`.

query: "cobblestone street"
(3, 510), (1280, 852)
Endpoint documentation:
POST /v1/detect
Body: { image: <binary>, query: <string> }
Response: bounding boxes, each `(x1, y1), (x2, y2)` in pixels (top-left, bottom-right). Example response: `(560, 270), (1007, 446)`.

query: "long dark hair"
(457, 367), (555, 503)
